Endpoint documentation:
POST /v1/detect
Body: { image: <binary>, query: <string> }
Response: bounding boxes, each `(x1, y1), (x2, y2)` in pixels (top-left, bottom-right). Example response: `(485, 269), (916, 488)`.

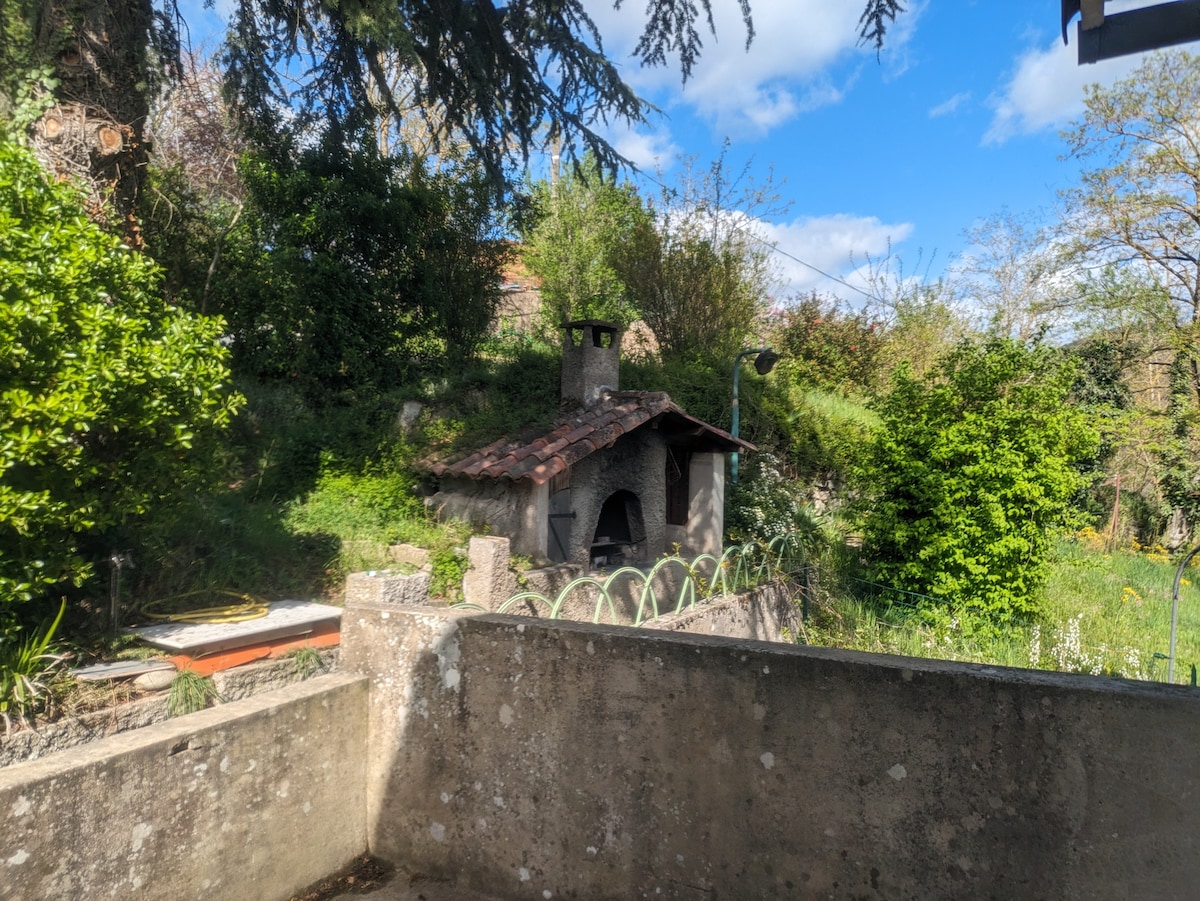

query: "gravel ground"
(292, 856), (509, 901)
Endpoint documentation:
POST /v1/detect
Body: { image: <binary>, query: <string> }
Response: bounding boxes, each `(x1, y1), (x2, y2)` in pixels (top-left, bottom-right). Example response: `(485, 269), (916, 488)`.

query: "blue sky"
(178, 1), (1167, 302)
(576, 1), (1171, 302)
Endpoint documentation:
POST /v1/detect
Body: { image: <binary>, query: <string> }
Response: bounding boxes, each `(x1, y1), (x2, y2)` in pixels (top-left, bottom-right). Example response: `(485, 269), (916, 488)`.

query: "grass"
(286, 647), (327, 680)
(167, 670), (221, 717)
(0, 600), (68, 733)
(803, 530), (1200, 685)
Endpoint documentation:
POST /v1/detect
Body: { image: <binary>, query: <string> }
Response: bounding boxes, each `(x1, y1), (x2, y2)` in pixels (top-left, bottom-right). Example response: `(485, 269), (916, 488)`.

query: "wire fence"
(451, 532), (809, 627)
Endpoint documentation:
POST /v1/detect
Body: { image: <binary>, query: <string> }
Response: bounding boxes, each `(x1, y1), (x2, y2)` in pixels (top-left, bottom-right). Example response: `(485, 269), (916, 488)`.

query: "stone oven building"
(430, 321), (753, 568)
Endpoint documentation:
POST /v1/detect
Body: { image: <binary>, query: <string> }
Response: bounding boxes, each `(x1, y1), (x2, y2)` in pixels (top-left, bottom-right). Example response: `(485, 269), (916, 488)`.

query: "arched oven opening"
(590, 490), (646, 567)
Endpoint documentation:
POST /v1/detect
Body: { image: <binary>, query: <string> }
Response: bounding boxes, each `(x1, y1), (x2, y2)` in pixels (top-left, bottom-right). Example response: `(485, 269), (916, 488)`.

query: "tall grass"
(805, 530), (1200, 684)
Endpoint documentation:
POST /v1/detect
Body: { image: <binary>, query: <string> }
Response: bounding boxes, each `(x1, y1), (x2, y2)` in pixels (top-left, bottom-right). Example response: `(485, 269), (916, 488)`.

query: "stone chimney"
(561, 320), (621, 407)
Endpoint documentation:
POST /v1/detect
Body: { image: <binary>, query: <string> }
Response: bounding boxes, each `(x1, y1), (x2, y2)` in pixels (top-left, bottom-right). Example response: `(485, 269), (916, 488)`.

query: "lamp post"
(731, 347), (779, 484)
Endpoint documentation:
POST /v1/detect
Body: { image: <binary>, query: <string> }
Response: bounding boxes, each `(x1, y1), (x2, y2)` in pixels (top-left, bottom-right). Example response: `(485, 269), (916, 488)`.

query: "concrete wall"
(561, 321), (621, 406)
(0, 673), (368, 901)
(568, 428), (667, 566)
(433, 477), (545, 560)
(655, 581), (798, 642)
(340, 604), (1200, 901)
(0, 650), (340, 768)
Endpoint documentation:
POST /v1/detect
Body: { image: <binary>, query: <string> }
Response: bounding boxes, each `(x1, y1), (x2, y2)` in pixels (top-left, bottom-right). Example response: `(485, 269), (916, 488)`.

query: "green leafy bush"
(213, 138), (508, 397)
(0, 139), (241, 619)
(856, 338), (1101, 626)
(770, 295), (885, 396)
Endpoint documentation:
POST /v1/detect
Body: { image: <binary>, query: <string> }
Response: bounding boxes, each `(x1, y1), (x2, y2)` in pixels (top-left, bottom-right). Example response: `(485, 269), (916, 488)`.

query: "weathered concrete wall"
(654, 581), (799, 642)
(432, 477), (544, 560)
(340, 604), (1200, 901)
(568, 428), (667, 566)
(0, 673), (368, 901)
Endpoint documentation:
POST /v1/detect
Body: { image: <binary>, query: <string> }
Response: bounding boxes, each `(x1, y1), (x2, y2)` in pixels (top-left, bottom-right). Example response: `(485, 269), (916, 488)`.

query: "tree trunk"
(27, 0), (160, 248)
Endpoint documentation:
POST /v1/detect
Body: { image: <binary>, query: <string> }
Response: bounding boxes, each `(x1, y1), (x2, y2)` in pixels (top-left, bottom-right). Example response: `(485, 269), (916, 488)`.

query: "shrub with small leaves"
(726, 453), (804, 545)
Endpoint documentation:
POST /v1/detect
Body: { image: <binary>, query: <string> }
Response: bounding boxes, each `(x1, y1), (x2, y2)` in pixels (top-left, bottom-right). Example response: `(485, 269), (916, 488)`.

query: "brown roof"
(430, 391), (755, 486)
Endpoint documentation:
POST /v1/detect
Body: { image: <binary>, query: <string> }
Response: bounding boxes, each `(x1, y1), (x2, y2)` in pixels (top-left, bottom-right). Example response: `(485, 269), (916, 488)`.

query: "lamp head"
(754, 349), (780, 375)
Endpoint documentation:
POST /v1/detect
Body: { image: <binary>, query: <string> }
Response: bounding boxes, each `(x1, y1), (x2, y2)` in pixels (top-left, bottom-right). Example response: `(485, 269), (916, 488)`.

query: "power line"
(758, 237), (882, 303)
(630, 168), (884, 304)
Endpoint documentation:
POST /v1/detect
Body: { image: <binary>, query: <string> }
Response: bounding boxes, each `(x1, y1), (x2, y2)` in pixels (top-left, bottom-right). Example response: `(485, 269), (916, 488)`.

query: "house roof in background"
(430, 390), (754, 486)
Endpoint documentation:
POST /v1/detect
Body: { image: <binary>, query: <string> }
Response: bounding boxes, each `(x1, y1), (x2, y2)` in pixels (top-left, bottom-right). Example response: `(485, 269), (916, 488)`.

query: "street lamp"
(731, 347), (779, 485)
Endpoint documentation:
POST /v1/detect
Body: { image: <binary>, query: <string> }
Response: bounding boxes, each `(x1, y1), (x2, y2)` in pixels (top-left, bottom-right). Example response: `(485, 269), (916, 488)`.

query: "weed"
(167, 670), (221, 717)
(0, 600), (69, 734)
(509, 555), (535, 590)
(287, 647), (327, 680)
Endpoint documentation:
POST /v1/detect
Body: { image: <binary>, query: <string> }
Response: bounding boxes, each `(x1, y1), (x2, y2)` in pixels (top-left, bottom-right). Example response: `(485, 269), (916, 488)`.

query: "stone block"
(461, 535), (519, 608)
(344, 570), (432, 607)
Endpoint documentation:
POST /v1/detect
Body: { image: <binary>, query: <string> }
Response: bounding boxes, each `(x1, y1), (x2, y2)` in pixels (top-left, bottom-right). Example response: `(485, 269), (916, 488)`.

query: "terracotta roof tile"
(558, 437), (598, 468)
(430, 389), (753, 485)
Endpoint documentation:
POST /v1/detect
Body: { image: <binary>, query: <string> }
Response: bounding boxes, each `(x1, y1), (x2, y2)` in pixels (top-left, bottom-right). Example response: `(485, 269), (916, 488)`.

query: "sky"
(179, 1), (1173, 304)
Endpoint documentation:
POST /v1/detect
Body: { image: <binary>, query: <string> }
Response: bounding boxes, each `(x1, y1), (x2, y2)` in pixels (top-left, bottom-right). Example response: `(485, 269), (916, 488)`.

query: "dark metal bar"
(1077, 0), (1200, 64)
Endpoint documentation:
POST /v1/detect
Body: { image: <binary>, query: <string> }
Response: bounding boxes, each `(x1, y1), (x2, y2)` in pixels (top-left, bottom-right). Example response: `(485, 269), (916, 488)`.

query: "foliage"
(856, 338), (1101, 625)
(1058, 52), (1200, 534)
(785, 389), (880, 484)
(522, 161), (650, 331)
(0, 140), (241, 621)
(858, 0), (906, 52)
(0, 599), (67, 733)
(220, 0), (756, 185)
(956, 208), (1066, 341)
(287, 646), (326, 679)
(1061, 51), (1200, 326)
(1, 0), (185, 236)
(213, 137), (508, 396)
(769, 294), (884, 395)
(167, 669), (220, 717)
(286, 466), (423, 543)
(612, 150), (780, 366)
(141, 53), (248, 314)
(852, 249), (971, 384)
(804, 531), (1200, 683)
(430, 548), (469, 601)
(726, 452), (806, 545)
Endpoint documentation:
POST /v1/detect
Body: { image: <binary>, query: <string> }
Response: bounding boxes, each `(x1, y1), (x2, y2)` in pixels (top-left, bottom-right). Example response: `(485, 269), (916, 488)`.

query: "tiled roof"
(430, 391), (755, 486)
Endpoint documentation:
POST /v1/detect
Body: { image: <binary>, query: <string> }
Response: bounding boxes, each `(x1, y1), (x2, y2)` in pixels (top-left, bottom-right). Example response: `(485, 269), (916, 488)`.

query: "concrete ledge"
(340, 605), (1200, 900)
(0, 673), (369, 901)
(0, 649), (339, 768)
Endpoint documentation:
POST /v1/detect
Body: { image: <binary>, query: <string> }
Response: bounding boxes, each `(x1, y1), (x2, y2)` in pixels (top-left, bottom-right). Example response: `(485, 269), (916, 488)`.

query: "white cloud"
(984, 2), (1153, 144)
(584, 0), (921, 138)
(610, 129), (681, 172)
(929, 91), (970, 118)
(758, 213), (915, 301)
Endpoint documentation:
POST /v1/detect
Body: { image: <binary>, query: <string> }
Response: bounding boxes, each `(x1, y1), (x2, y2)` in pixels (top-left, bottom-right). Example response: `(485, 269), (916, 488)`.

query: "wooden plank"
(70, 659), (175, 682)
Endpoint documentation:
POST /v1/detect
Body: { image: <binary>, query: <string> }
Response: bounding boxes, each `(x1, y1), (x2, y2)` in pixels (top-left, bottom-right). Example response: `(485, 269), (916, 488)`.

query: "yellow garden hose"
(139, 590), (271, 624)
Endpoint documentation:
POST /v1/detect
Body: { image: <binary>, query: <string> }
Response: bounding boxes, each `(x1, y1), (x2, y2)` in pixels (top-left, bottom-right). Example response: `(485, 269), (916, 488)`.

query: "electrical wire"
(632, 167), (885, 304)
